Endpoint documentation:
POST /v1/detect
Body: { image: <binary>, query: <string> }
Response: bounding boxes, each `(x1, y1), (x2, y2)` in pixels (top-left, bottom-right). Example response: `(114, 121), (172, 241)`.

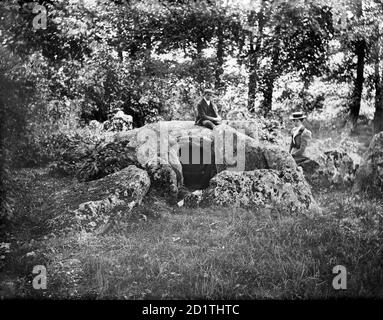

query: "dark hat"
(289, 111), (306, 120)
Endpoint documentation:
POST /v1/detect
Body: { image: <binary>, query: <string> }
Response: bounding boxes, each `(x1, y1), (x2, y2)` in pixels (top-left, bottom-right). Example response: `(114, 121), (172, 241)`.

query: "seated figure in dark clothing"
(195, 89), (222, 129)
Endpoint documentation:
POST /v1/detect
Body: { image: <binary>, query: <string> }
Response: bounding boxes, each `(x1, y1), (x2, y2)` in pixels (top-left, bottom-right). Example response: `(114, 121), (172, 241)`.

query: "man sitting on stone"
(195, 89), (222, 129)
(289, 111), (313, 165)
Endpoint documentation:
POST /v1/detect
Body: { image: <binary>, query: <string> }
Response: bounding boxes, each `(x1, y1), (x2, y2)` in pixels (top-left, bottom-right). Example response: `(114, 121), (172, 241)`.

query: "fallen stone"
(199, 168), (315, 212)
(46, 165), (151, 233)
(305, 150), (357, 188)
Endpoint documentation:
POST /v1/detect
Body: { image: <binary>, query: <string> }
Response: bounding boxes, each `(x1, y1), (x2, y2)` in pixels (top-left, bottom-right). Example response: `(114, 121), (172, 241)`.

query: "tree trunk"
(350, 39), (366, 126)
(261, 77), (274, 116)
(117, 22), (124, 62)
(215, 20), (224, 90)
(373, 27), (383, 133)
(196, 35), (203, 56)
(261, 27), (281, 115)
(145, 34), (152, 60)
(247, 2), (265, 113)
(144, 33), (152, 73)
(350, 0), (365, 127)
(247, 35), (258, 113)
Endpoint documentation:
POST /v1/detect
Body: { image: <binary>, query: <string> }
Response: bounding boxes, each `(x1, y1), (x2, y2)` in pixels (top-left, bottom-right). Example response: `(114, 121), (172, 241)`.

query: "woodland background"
(1, 0), (383, 167)
(1, 0), (383, 299)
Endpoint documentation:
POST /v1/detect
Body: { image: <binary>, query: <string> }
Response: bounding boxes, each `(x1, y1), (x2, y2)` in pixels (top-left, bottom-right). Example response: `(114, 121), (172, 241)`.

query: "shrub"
(0, 163), (17, 221)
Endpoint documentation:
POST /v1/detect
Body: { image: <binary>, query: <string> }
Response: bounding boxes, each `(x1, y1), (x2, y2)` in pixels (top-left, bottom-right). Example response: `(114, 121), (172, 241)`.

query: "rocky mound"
(69, 120), (295, 190)
(51, 121), (317, 221)
(198, 168), (315, 212)
(47, 165), (150, 233)
(304, 150), (358, 188)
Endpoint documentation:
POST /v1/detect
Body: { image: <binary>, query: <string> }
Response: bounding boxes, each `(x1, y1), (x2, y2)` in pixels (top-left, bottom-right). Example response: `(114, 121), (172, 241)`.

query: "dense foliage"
(1, 0), (383, 220)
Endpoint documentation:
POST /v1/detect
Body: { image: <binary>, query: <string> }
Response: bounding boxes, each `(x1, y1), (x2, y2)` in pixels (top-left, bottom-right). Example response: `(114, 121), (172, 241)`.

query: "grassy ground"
(1, 166), (383, 299)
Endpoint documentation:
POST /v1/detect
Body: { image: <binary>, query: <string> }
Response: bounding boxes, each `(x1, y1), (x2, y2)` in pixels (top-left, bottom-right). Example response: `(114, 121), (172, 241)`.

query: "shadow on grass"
(1, 169), (383, 299)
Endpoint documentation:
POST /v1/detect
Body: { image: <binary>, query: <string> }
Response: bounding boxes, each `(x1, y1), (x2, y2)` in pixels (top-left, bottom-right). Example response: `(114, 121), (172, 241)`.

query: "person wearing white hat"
(195, 89), (222, 129)
(288, 111), (312, 165)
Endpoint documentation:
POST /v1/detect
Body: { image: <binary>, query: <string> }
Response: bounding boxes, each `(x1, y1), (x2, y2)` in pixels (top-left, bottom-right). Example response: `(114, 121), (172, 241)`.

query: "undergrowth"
(1, 169), (382, 299)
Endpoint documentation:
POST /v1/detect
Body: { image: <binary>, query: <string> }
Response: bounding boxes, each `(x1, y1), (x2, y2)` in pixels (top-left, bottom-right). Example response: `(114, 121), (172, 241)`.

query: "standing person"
(289, 111), (312, 165)
(195, 89), (222, 129)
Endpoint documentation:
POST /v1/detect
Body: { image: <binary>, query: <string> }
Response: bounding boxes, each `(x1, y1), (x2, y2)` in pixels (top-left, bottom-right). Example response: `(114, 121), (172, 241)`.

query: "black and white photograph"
(1, 0), (383, 306)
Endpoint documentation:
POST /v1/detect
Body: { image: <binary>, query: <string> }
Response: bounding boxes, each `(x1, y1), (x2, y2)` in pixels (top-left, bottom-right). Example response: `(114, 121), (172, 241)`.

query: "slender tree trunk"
(301, 79), (311, 109)
(117, 47), (123, 62)
(373, 27), (383, 133)
(261, 27), (281, 115)
(144, 33), (152, 73)
(247, 2), (265, 113)
(117, 23), (124, 62)
(195, 35), (205, 84)
(350, 39), (366, 126)
(261, 77), (275, 116)
(145, 34), (152, 59)
(350, 0), (365, 127)
(215, 20), (224, 89)
(196, 35), (203, 56)
(247, 35), (258, 112)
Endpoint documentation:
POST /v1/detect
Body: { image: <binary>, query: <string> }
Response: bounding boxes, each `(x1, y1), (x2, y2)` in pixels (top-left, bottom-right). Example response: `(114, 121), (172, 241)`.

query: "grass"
(1, 168), (382, 299)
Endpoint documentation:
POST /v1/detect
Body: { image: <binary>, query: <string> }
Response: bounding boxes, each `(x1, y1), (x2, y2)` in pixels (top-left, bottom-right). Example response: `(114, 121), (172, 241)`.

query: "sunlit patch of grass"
(32, 200), (383, 299)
